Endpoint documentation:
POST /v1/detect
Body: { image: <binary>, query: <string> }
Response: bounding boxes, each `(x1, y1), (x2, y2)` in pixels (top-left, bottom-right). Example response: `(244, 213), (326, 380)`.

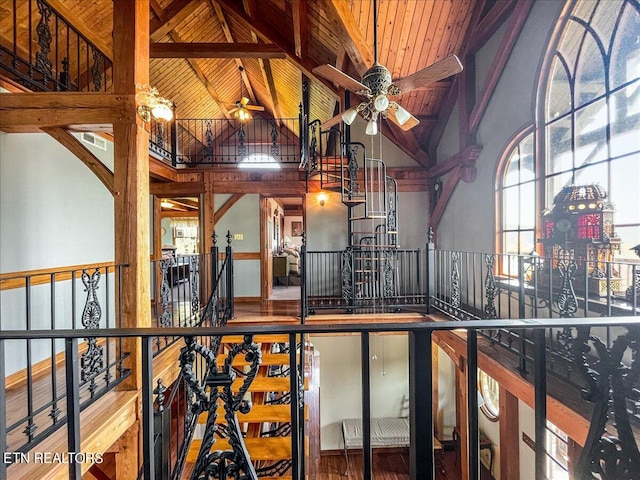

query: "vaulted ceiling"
(33, 0), (519, 165)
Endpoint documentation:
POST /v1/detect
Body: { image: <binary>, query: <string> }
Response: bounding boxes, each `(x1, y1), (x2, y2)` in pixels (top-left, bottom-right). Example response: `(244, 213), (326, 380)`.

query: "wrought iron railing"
(0, 263), (129, 454)
(175, 117), (301, 166)
(2, 317), (638, 479)
(0, 0), (112, 93)
(304, 247), (425, 314)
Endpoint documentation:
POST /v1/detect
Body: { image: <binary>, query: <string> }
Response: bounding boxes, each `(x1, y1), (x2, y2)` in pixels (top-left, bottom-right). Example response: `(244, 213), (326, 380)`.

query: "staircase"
(308, 123), (400, 311)
(184, 334), (311, 479)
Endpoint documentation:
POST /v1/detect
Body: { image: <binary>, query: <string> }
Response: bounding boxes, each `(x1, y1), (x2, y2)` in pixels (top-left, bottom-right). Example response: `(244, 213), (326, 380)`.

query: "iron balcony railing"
(1, 317), (639, 479)
(0, 0), (112, 93)
(174, 117), (301, 166)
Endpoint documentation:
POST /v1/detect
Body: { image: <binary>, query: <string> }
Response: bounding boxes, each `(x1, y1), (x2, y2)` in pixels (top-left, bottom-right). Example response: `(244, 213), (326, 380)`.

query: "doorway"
(261, 195), (305, 301)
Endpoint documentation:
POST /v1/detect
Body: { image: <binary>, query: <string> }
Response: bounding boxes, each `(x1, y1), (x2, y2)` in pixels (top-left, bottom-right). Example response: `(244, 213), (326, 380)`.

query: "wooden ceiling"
(23, 0), (518, 164)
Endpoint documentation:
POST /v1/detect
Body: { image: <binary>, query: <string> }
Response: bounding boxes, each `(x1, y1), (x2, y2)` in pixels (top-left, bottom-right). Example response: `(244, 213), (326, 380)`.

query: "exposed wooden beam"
(469, 0), (534, 136)
(215, 0), (339, 99)
(382, 121), (430, 168)
(214, 193), (245, 223)
(0, 93), (135, 132)
(150, 181), (206, 195)
(149, 42), (286, 58)
(150, 0), (203, 42)
(468, 0), (517, 54)
(292, 0), (308, 59)
(318, 0), (373, 77)
(426, 145), (482, 179)
(211, 1), (257, 103)
(42, 127), (115, 194)
(259, 58), (283, 121)
(429, 166), (462, 230)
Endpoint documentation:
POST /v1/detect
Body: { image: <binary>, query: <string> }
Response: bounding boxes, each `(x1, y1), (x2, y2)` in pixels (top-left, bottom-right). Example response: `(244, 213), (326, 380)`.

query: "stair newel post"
(426, 228), (435, 313)
(154, 378), (170, 479)
(226, 230), (234, 319)
(300, 231), (307, 324)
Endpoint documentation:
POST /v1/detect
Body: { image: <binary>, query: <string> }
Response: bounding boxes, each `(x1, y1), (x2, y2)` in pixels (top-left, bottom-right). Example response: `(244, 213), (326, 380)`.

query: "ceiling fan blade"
(240, 97), (250, 106)
(387, 103), (420, 131)
(228, 106), (240, 114)
(312, 64), (371, 94)
(392, 55), (463, 93)
(321, 114), (343, 130)
(245, 105), (265, 111)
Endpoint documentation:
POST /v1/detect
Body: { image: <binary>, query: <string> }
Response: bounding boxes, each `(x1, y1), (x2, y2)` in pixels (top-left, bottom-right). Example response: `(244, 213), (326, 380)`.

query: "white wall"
(435, 1), (565, 252)
(310, 334), (409, 451)
(0, 131), (116, 374)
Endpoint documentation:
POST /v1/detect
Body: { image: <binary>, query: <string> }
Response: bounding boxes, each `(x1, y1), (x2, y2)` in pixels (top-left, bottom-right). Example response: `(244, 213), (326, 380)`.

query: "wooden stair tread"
(231, 376), (308, 392)
(218, 353), (290, 366)
(223, 334), (291, 344)
(199, 404), (310, 424)
(187, 437), (292, 462)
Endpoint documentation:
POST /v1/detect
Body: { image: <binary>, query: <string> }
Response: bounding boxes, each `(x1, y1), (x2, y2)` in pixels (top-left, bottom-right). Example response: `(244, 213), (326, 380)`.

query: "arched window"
(541, 0), (640, 259)
(497, 129), (536, 256)
(497, 0), (640, 260)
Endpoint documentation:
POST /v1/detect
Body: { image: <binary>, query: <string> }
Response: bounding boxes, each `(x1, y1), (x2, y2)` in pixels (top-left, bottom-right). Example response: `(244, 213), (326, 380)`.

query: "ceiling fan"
(313, 0), (463, 135)
(227, 66), (265, 122)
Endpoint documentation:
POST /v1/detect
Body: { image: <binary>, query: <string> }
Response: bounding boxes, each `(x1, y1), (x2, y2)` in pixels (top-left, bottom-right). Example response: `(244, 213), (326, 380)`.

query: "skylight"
(238, 153), (281, 169)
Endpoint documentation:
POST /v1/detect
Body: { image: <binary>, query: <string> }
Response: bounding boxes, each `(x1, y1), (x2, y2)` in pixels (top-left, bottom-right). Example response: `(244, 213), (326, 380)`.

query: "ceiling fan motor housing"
(361, 62), (393, 96)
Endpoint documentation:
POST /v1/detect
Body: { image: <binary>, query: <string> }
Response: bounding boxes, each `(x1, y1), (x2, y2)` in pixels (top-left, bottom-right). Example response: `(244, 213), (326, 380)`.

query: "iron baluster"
(341, 247), (353, 303)
(91, 47), (102, 91)
(451, 252), (460, 311)
(484, 254), (498, 319)
(80, 269), (103, 397)
(237, 123), (246, 158)
(572, 326), (640, 479)
(35, 0), (53, 78)
(159, 259), (173, 328)
(270, 121), (279, 156)
(556, 257), (579, 359)
(347, 145), (360, 199)
(190, 255), (200, 319)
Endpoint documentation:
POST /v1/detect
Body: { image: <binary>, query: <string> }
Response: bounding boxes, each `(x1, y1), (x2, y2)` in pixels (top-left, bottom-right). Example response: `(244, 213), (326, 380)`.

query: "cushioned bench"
(341, 418), (446, 477)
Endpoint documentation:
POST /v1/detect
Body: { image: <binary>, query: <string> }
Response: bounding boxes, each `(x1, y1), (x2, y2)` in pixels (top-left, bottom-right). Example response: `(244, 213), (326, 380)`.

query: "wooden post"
(201, 171), (215, 295)
(115, 421), (140, 479)
(499, 386), (520, 479)
(113, 0), (150, 390)
(456, 355), (469, 480)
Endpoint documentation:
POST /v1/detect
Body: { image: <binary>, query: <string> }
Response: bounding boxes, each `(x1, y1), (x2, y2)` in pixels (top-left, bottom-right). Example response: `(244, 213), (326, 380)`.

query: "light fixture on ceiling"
(160, 200), (174, 209)
(136, 84), (174, 123)
(318, 192), (328, 207)
(228, 66), (265, 123)
(342, 107), (359, 125)
(365, 113), (378, 136)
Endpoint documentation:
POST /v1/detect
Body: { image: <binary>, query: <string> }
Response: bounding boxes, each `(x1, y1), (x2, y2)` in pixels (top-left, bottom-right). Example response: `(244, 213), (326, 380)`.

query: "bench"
(341, 418), (446, 477)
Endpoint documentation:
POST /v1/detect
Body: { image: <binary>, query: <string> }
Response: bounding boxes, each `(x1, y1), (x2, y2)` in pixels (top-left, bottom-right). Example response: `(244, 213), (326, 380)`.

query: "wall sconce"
(318, 192), (327, 207)
(136, 84), (174, 123)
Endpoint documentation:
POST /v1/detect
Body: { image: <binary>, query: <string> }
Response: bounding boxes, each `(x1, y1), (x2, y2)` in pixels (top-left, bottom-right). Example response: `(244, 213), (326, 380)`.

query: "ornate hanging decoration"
(572, 326), (640, 479)
(80, 269), (104, 395)
(182, 334), (262, 480)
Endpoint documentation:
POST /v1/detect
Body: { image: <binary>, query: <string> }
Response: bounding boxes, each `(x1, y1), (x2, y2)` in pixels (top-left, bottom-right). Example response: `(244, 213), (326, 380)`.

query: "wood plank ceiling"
(4, 0), (510, 163)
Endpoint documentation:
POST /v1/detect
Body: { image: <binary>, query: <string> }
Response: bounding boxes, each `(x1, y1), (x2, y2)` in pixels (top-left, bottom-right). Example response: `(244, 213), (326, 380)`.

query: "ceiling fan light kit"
(313, 0), (463, 135)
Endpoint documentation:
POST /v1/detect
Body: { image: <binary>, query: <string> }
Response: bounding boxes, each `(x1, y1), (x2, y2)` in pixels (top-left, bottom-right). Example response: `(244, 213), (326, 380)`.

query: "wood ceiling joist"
(150, 0), (204, 42)
(211, 1), (257, 104)
(149, 42), (286, 59)
(215, 0), (340, 100)
(42, 127), (115, 194)
(468, 0), (534, 136)
(292, 0), (308, 60)
(467, 0), (517, 55)
(318, 0), (373, 78)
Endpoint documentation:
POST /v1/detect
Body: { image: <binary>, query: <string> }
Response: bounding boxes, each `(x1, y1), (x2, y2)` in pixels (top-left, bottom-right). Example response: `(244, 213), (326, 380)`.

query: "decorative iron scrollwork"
(572, 326), (640, 479)
(309, 122), (318, 171)
(190, 256), (200, 317)
(341, 248), (353, 302)
(159, 259), (173, 328)
(80, 269), (104, 395)
(237, 124), (246, 158)
(484, 254), (497, 319)
(204, 121), (214, 160)
(91, 48), (103, 91)
(451, 252), (460, 309)
(557, 258), (578, 318)
(35, 0), (53, 77)
(270, 122), (279, 156)
(181, 334), (262, 480)
(347, 145), (360, 199)
(383, 250), (395, 297)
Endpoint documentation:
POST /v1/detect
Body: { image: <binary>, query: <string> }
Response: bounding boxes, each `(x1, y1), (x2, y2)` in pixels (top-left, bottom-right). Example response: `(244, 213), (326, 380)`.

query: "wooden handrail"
(0, 261), (117, 291)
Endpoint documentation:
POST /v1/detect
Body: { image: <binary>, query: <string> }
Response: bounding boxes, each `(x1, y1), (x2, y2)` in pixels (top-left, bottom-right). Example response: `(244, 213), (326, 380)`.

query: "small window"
(478, 370), (500, 421)
(238, 153), (281, 169)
